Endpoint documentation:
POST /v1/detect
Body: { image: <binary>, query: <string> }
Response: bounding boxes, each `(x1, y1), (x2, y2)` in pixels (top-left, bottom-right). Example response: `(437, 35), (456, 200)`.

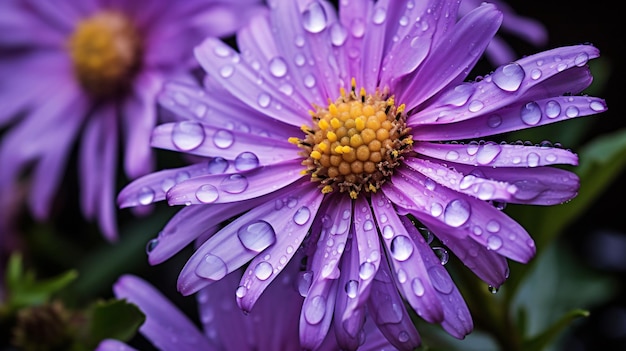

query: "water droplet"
(425, 178), (436, 191)
(175, 171), (190, 183)
(459, 175), (476, 190)
(428, 265), (453, 294)
(520, 101), (542, 125)
(329, 22), (348, 46)
(345, 280), (359, 298)
(298, 271), (313, 297)
(161, 178), (175, 192)
(254, 261), (273, 280)
(398, 331), (410, 343)
(268, 56), (288, 78)
(411, 278), (425, 296)
(565, 106), (579, 117)
(530, 68), (542, 80)
(430, 202), (443, 217)
(418, 227), (434, 244)
(468, 100), (484, 112)
(363, 219), (374, 231)
(492, 62), (525, 92)
(441, 83), (475, 106)
(257, 93), (271, 108)
(304, 74), (316, 88)
(382, 225), (394, 239)
(302, 2), (328, 33)
(213, 129), (234, 149)
(590, 100), (605, 112)
(220, 174), (248, 194)
(487, 114), (502, 128)
(146, 238), (159, 254)
(372, 7), (387, 24)
(304, 295), (327, 324)
(574, 52), (589, 66)
(237, 220), (276, 252)
(195, 184), (219, 203)
(350, 18), (365, 38)
(527, 152), (540, 167)
(294, 206), (311, 225)
(487, 235), (503, 250)
(433, 247), (449, 265)
(443, 199), (471, 227)
(486, 220), (501, 233)
(236, 286), (247, 298)
(476, 143), (501, 165)
(138, 187), (155, 205)
(359, 262), (376, 280)
(207, 157), (228, 174)
(213, 45), (230, 57)
(195, 254), (228, 280)
(219, 65), (234, 78)
(488, 285), (498, 294)
(234, 152), (259, 171)
(396, 268), (407, 283)
(445, 150), (459, 161)
(390, 235), (414, 261)
(545, 100), (561, 118)
(172, 121), (205, 151)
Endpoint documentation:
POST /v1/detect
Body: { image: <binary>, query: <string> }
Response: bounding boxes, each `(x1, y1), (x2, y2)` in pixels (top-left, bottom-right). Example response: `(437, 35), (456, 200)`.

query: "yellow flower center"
(68, 11), (142, 98)
(291, 79), (413, 199)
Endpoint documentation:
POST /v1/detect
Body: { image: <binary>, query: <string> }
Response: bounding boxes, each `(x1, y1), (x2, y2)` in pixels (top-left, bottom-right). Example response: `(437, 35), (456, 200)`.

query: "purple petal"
(338, 0), (372, 82)
(96, 339), (138, 351)
(371, 191), (444, 323)
(236, 186), (324, 312)
(113, 275), (214, 351)
(166, 159), (304, 206)
(358, 0), (389, 92)
(150, 121), (299, 163)
(300, 278), (338, 350)
(398, 3), (502, 110)
(413, 141), (578, 167)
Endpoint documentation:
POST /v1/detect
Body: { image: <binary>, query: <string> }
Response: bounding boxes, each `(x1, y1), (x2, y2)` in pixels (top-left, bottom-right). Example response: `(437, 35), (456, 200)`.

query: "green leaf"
(4, 253), (78, 310)
(522, 309), (589, 351)
(85, 299), (145, 347)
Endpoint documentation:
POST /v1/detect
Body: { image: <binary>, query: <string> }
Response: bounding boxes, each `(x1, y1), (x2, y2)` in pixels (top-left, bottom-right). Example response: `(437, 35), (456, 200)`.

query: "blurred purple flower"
(460, 0), (548, 65)
(0, 0), (264, 240)
(97, 252), (398, 351)
(118, 0), (606, 349)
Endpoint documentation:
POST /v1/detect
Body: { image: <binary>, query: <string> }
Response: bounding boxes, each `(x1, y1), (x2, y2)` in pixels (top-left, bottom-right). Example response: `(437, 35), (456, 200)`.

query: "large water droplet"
(195, 254), (228, 280)
(345, 280), (359, 298)
(254, 261), (273, 280)
(172, 121), (205, 151)
(138, 187), (155, 205)
(492, 62), (525, 92)
(234, 152), (259, 171)
(428, 265), (453, 294)
(382, 225), (394, 239)
(441, 83), (475, 107)
(390, 235), (414, 261)
(220, 174), (248, 194)
(213, 129), (234, 149)
(520, 101), (542, 125)
(195, 184), (219, 203)
(302, 2), (328, 33)
(237, 220), (276, 252)
(487, 235), (503, 250)
(329, 22), (348, 46)
(268, 57), (288, 78)
(545, 100), (561, 118)
(304, 295), (327, 324)
(207, 157), (228, 174)
(476, 143), (501, 165)
(294, 206), (311, 225)
(359, 262), (376, 280)
(372, 7), (387, 24)
(443, 199), (471, 227)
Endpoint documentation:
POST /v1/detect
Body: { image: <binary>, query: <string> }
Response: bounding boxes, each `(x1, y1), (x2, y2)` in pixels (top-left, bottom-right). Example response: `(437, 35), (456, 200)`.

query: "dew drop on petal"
(254, 261), (273, 280)
(207, 157), (229, 174)
(302, 2), (328, 33)
(161, 178), (176, 192)
(350, 18), (365, 38)
(432, 247), (449, 265)
(398, 331), (410, 343)
(304, 295), (327, 324)
(527, 152), (540, 167)
(382, 225), (394, 239)
(345, 280), (359, 298)
(220, 174), (248, 194)
(213, 129), (234, 149)
(566, 106), (579, 118)
(590, 100), (606, 112)
(195, 184), (219, 203)
(487, 114), (502, 128)
(390, 235), (414, 261)
(411, 278), (425, 297)
(172, 121), (205, 151)
(443, 199), (471, 227)
(487, 235), (503, 250)
(430, 202), (443, 217)
(298, 270), (313, 297)
(146, 238), (159, 254)
(476, 143), (501, 165)
(530, 68), (542, 80)
(441, 83), (475, 107)
(257, 93), (271, 108)
(293, 206), (311, 225)
(219, 65), (234, 78)
(359, 262), (376, 280)
(486, 220), (501, 233)
(492, 62), (525, 92)
(363, 219), (374, 231)
(545, 100), (561, 118)
(396, 268), (407, 283)
(372, 7), (387, 24)
(234, 152), (259, 171)
(329, 22), (348, 46)
(236, 286), (247, 298)
(445, 150), (459, 161)
(237, 220), (276, 253)
(138, 187), (155, 205)
(520, 102), (542, 125)
(574, 52), (589, 66)
(195, 254), (228, 280)
(468, 100), (484, 112)
(268, 56), (288, 78)
(304, 74), (316, 88)
(427, 265), (453, 294)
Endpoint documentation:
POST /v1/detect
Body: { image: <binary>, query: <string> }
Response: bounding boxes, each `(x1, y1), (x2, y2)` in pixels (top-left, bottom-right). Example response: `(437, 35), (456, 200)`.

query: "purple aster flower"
(460, 0), (548, 65)
(0, 0), (264, 240)
(97, 252), (397, 351)
(118, 0), (607, 349)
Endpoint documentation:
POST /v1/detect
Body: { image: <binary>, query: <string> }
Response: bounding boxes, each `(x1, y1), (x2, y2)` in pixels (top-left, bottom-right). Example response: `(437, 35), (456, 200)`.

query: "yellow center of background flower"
(68, 11), (142, 98)
(291, 79), (413, 199)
